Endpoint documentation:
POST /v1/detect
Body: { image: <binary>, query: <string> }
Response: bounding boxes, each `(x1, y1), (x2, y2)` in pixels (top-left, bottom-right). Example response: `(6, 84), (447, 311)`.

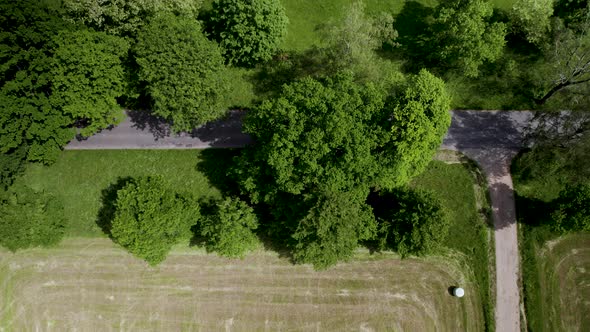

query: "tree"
(51, 30), (129, 137)
(110, 176), (199, 265)
(134, 13), (230, 131)
(431, 0), (507, 78)
(0, 0), (77, 164)
(200, 197), (259, 258)
(320, 1), (399, 81)
(0, 183), (65, 252)
(210, 0), (288, 66)
(535, 9), (590, 105)
(377, 69), (452, 189)
(233, 71), (450, 268)
(291, 191), (377, 270)
(61, 0), (201, 37)
(510, 0), (554, 46)
(235, 72), (387, 205)
(374, 188), (450, 257)
(551, 183), (590, 232)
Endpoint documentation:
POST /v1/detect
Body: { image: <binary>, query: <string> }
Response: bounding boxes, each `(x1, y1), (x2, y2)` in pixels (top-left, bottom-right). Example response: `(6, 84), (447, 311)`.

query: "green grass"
(18, 150), (238, 237)
(411, 159), (494, 332)
(513, 151), (590, 331)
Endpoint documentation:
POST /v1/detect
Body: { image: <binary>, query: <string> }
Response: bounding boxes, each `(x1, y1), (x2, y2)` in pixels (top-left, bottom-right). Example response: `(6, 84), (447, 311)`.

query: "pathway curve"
(66, 109), (535, 332)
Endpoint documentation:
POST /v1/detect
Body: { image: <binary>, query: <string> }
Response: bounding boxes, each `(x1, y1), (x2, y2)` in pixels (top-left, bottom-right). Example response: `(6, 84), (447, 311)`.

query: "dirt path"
(67, 109), (535, 331)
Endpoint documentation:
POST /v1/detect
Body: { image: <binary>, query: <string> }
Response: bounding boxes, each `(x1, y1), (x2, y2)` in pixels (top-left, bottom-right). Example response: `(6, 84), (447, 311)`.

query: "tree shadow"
(195, 148), (242, 197)
(514, 193), (554, 228)
(393, 1), (436, 73)
(190, 110), (252, 147)
(96, 177), (133, 237)
(189, 197), (218, 247)
(127, 109), (171, 140)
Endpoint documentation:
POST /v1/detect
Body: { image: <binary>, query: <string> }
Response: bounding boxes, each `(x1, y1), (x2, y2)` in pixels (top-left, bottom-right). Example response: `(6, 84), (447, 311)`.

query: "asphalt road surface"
(67, 109), (534, 332)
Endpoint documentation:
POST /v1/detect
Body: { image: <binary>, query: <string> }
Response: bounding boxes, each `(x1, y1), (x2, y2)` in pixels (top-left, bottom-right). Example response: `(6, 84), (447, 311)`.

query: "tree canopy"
(51, 30), (129, 137)
(510, 0), (554, 46)
(552, 183), (590, 233)
(200, 197), (259, 258)
(61, 0), (201, 37)
(374, 188), (450, 257)
(0, 183), (66, 252)
(234, 70), (450, 268)
(134, 13), (230, 131)
(431, 0), (507, 78)
(110, 176), (199, 265)
(291, 191), (377, 269)
(210, 0), (288, 66)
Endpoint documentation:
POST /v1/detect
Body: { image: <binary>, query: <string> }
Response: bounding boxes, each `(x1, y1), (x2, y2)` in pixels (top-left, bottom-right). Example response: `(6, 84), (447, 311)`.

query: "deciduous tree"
(200, 197), (259, 258)
(210, 0), (288, 66)
(110, 176), (199, 265)
(0, 184), (66, 252)
(431, 0), (507, 77)
(134, 13), (230, 131)
(510, 0), (554, 45)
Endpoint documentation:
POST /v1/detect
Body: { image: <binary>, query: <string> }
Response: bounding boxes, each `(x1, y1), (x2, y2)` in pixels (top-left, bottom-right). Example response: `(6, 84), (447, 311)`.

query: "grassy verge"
(18, 149), (239, 237)
(411, 158), (494, 332)
(513, 151), (590, 331)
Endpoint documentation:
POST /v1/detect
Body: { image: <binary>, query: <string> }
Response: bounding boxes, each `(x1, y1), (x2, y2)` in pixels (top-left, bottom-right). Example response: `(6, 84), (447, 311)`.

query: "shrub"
(110, 176), (199, 265)
(551, 183), (590, 233)
(0, 183), (65, 251)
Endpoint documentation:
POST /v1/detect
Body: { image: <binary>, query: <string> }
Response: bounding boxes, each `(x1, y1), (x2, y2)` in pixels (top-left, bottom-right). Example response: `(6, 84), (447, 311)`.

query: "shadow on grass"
(96, 177), (133, 237)
(195, 148), (242, 197)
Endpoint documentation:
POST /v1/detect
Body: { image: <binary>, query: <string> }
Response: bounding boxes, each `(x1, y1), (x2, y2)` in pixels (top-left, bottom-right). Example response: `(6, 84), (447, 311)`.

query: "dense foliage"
(234, 70), (450, 268)
(61, 0), (201, 36)
(0, 146), (27, 190)
(510, 0), (554, 45)
(51, 30), (129, 137)
(374, 188), (450, 257)
(110, 176), (199, 265)
(431, 0), (506, 78)
(210, 0), (288, 66)
(134, 13), (229, 131)
(291, 191), (377, 269)
(0, 184), (65, 251)
(551, 183), (590, 232)
(200, 197), (259, 258)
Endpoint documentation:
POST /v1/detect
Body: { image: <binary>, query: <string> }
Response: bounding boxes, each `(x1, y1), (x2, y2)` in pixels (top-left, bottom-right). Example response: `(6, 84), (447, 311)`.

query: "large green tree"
(110, 176), (199, 265)
(234, 71), (451, 268)
(134, 13), (230, 131)
(200, 197), (259, 258)
(51, 30), (129, 137)
(551, 183), (590, 232)
(0, 183), (66, 252)
(431, 0), (507, 77)
(510, 0), (554, 46)
(210, 0), (288, 66)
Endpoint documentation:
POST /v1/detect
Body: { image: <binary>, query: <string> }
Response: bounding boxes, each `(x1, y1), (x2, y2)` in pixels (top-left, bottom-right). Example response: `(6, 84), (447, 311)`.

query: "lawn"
(412, 158), (495, 331)
(0, 238), (483, 331)
(18, 150), (238, 237)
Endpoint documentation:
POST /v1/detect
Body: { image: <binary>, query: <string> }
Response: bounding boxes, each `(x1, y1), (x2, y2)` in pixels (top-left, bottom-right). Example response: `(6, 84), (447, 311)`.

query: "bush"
(210, 0), (288, 66)
(551, 183), (590, 233)
(0, 183), (65, 251)
(374, 188), (450, 257)
(200, 197), (259, 258)
(110, 176), (199, 265)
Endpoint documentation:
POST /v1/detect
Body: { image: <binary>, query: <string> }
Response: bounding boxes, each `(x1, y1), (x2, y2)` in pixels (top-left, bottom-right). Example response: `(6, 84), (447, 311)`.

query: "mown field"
(522, 234), (590, 332)
(4, 150), (493, 330)
(0, 238), (482, 331)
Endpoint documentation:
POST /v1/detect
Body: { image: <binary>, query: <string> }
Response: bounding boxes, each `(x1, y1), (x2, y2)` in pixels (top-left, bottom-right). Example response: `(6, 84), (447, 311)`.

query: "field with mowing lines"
(0, 238), (483, 331)
(526, 234), (590, 332)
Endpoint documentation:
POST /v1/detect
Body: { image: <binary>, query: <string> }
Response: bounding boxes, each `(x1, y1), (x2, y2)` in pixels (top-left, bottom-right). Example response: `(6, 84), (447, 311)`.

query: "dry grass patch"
(0, 238), (482, 331)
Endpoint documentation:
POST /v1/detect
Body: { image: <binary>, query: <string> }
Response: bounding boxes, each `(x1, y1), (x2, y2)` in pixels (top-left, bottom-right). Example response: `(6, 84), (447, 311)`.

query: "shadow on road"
(190, 110), (252, 147)
(127, 109), (171, 140)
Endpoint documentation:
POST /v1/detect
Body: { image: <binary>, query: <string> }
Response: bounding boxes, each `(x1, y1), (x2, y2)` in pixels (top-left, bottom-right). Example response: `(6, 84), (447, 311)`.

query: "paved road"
(66, 109), (534, 332)
(443, 110), (534, 332)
